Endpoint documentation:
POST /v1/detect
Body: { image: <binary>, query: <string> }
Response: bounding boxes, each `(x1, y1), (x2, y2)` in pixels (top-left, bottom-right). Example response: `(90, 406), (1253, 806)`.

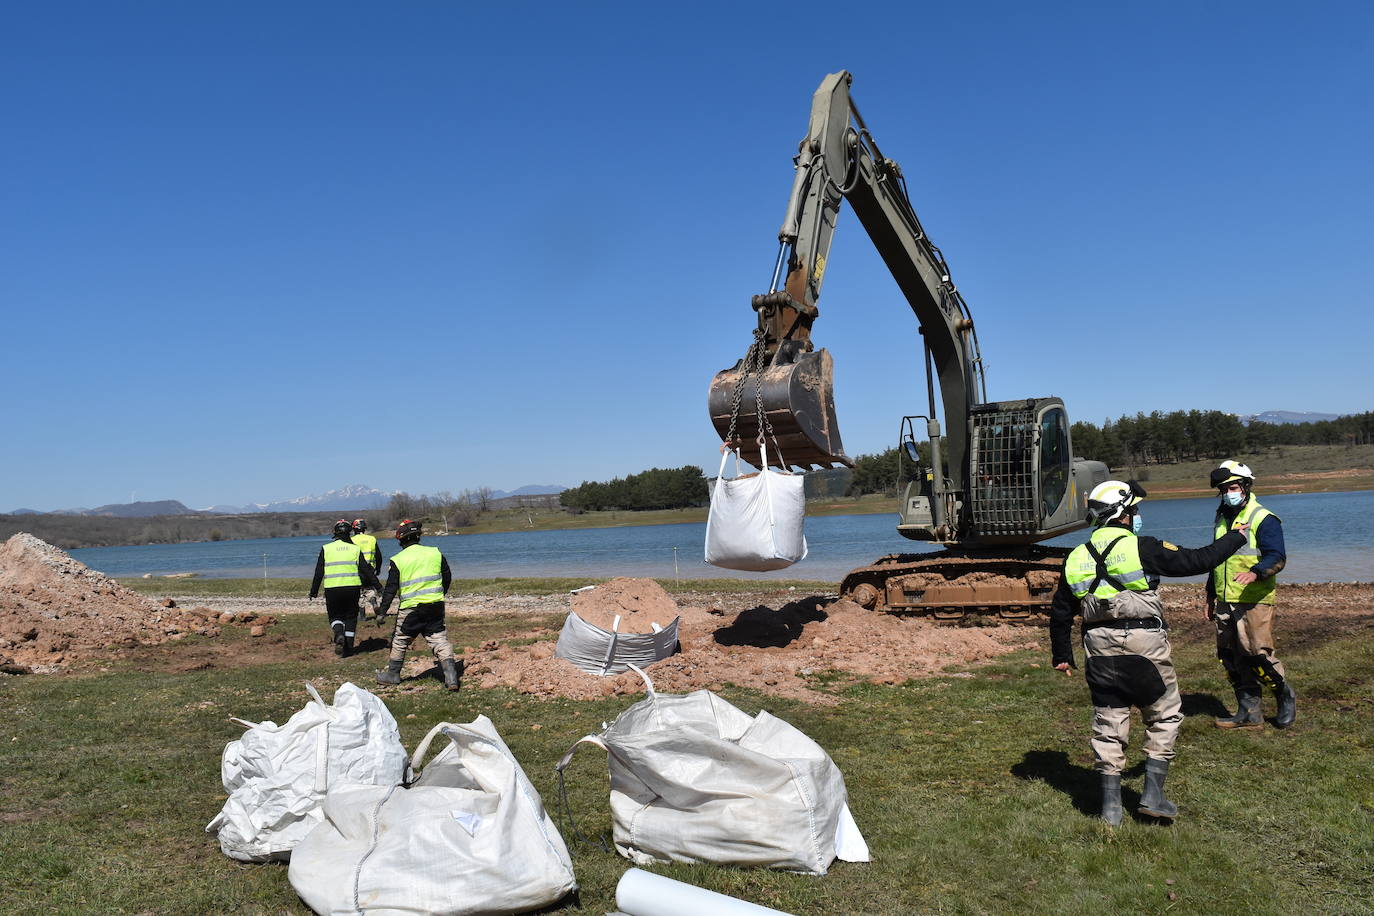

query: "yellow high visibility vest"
(1213, 499), (1277, 605)
(352, 532), (379, 568)
(322, 540), (363, 588)
(392, 544), (445, 609)
(1065, 526), (1149, 599)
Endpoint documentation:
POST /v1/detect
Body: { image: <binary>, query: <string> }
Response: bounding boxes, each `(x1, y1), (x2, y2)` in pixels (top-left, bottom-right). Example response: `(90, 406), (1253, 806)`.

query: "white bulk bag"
(705, 441), (807, 571)
(556, 667), (869, 875)
(207, 682), (408, 863)
(288, 715), (577, 916)
(554, 610), (680, 676)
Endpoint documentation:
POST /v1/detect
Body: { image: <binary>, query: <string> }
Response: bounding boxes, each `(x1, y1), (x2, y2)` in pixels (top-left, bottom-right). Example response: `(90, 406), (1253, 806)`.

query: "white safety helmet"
(1210, 459), (1255, 491)
(1086, 479), (1146, 526)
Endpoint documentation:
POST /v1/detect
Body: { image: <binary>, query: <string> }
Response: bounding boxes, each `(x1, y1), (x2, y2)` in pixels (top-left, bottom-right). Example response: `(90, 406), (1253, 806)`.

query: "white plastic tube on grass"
(614, 868), (796, 916)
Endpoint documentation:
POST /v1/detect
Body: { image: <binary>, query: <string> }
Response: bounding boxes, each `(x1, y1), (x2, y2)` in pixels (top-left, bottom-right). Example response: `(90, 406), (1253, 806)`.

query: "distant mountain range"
(204, 484), (398, 515)
(1239, 410), (1344, 425)
(491, 485), (567, 499)
(7, 483), (568, 517)
(46, 500), (201, 518)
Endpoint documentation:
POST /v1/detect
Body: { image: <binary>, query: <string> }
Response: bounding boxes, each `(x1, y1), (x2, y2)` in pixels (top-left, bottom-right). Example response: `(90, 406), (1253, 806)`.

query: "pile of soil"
(569, 577), (680, 632)
(0, 533), (269, 673)
(466, 578), (1041, 704)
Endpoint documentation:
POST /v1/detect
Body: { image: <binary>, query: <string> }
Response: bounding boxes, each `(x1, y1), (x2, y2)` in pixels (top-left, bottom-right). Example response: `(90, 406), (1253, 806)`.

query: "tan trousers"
(1216, 601), (1286, 689)
(388, 602), (455, 665)
(1083, 627), (1182, 775)
(359, 588), (380, 617)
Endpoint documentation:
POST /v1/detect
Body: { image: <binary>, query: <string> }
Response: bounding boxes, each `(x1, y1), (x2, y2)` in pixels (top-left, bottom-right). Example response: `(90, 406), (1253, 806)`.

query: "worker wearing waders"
(308, 519), (383, 658)
(1207, 460), (1296, 729)
(1049, 481), (1248, 825)
(351, 518), (383, 622)
(374, 519), (461, 690)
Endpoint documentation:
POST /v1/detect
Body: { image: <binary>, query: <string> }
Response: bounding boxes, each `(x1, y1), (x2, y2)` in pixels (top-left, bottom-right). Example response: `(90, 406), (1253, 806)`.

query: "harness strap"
(1085, 535), (1129, 594)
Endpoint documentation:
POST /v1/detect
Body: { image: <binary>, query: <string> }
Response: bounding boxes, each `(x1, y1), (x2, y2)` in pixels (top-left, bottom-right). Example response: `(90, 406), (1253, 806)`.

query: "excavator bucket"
(708, 347), (851, 470)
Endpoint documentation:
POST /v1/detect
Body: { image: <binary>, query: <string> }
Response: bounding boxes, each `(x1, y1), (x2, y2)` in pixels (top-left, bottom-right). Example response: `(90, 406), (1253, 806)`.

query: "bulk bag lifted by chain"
(556, 667), (868, 875)
(207, 682), (408, 863)
(288, 715), (577, 916)
(705, 439), (808, 572)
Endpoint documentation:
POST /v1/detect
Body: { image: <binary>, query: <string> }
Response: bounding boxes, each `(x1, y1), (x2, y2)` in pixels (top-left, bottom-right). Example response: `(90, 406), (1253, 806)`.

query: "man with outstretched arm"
(1049, 480), (1248, 825)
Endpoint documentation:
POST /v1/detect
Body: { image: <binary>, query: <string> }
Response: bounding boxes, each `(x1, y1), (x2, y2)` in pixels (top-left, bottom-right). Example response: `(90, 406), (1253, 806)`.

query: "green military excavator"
(709, 71), (1109, 618)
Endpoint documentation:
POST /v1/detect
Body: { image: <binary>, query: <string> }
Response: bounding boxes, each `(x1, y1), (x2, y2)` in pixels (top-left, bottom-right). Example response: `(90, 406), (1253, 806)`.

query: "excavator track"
(839, 545), (1071, 620)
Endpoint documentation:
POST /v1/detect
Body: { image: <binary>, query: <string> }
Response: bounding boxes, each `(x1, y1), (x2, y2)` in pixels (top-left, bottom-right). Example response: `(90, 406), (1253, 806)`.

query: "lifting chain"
(723, 328), (782, 467)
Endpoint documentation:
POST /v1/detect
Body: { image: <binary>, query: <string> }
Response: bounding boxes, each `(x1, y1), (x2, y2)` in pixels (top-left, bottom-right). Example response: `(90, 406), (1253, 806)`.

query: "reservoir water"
(68, 490), (1374, 584)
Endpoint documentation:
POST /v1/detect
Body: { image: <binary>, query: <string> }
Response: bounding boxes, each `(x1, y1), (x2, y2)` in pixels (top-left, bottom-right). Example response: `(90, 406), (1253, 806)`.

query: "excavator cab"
(967, 398), (1104, 543)
(708, 343), (850, 471)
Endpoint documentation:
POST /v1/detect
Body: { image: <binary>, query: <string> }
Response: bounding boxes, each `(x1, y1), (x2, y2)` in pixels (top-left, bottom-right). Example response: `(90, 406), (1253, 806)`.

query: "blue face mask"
(1131, 513), (1143, 535)
(1223, 491), (1245, 508)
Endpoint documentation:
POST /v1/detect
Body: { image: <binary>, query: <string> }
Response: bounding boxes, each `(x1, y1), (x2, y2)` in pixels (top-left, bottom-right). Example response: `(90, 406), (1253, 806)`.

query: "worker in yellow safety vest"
(1206, 460), (1296, 730)
(374, 519), (461, 690)
(308, 519), (382, 657)
(351, 518), (383, 621)
(1049, 480), (1248, 825)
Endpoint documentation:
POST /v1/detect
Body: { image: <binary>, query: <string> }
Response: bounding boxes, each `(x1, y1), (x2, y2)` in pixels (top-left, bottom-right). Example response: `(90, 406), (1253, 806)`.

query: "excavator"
(708, 71), (1109, 618)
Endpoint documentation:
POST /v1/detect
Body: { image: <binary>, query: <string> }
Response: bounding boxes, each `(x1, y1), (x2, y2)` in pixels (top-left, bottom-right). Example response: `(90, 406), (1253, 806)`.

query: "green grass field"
(2, 600), (1371, 915)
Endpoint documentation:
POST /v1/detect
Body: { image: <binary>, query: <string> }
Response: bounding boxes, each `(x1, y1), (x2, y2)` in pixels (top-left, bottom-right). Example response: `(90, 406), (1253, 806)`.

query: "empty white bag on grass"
(704, 441), (807, 572)
(556, 666), (868, 875)
(207, 682), (407, 863)
(287, 715), (577, 916)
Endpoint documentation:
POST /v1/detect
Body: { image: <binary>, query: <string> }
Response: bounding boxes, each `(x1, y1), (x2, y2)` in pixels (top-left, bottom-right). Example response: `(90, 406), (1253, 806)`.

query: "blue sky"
(3, 2), (1370, 512)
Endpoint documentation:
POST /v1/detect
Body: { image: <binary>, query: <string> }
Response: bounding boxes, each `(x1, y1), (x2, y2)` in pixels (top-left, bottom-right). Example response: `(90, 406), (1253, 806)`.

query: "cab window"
(1039, 408), (1069, 519)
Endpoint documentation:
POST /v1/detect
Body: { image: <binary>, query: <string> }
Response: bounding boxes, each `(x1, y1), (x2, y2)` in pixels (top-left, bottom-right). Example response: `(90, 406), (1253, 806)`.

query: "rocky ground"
(4, 534), (1370, 704)
(0, 534), (275, 673)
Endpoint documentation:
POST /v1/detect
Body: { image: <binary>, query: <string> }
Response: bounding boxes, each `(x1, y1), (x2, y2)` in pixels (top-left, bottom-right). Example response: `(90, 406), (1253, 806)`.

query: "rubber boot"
(442, 658), (462, 692)
(1274, 681), (1297, 729)
(342, 635), (354, 659)
(375, 659), (403, 685)
(1099, 774), (1123, 826)
(1215, 687), (1263, 729)
(1138, 758), (1178, 819)
(332, 623), (347, 656)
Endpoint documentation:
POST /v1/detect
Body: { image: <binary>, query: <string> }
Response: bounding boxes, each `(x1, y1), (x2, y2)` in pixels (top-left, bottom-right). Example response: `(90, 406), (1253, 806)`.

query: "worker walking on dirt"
(351, 518), (383, 622)
(1049, 480), (1248, 825)
(308, 520), (383, 658)
(1207, 460), (1296, 730)
(374, 519), (462, 690)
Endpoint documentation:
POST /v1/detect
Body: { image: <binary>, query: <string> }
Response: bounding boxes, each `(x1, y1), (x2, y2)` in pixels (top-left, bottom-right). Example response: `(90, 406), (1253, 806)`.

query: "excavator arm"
(710, 71), (1111, 617)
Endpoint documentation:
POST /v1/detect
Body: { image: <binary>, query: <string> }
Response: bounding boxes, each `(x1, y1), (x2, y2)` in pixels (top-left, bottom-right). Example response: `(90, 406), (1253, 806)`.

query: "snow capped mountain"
(203, 484), (397, 515)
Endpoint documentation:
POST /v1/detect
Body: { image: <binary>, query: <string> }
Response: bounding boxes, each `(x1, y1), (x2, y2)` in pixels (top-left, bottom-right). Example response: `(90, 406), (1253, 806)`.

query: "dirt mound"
(0, 533), (267, 673)
(466, 578), (1040, 704)
(569, 577), (681, 632)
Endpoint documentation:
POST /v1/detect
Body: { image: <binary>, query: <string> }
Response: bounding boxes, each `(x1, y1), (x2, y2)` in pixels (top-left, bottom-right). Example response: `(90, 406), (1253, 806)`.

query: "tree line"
(559, 466), (708, 512)
(1070, 410), (1374, 467)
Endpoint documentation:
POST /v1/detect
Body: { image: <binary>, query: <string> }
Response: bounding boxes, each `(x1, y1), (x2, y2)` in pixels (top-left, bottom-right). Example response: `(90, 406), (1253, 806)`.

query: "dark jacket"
(308, 539), (384, 598)
(1050, 526), (1246, 668)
